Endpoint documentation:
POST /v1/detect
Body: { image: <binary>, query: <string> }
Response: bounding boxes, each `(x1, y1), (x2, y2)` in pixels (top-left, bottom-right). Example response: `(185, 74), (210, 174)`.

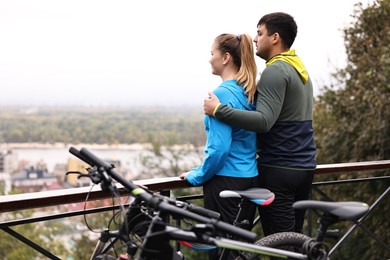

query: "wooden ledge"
(1, 161), (389, 213)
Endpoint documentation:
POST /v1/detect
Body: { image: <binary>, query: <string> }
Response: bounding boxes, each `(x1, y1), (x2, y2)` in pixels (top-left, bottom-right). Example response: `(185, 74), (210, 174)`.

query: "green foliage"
(71, 233), (96, 260)
(0, 107), (206, 146)
(314, 0), (390, 163)
(138, 143), (203, 179)
(0, 210), (69, 259)
(312, 0), (390, 258)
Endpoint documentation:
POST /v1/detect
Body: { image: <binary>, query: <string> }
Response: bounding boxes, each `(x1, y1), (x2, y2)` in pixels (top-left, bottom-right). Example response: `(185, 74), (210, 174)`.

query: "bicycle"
(69, 146), (282, 260)
(68, 146), (369, 260)
(235, 198), (370, 260)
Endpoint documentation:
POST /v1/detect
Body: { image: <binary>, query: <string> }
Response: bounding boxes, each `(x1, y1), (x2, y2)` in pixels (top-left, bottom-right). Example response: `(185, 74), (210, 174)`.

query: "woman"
(179, 33), (258, 259)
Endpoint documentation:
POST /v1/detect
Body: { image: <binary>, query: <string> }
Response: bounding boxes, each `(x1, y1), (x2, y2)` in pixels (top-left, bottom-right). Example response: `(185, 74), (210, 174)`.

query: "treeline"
(0, 106), (206, 146)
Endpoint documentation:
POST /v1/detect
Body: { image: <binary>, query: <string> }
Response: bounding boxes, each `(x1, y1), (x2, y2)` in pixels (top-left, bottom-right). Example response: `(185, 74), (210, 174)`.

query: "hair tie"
(237, 34), (241, 41)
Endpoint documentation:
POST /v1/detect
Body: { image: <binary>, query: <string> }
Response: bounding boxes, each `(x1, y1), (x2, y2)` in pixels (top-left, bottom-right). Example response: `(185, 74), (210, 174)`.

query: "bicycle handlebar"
(69, 146), (257, 242)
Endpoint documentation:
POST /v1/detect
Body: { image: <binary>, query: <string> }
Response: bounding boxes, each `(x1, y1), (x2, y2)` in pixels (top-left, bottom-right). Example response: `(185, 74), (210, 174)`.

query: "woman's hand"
(179, 172), (189, 180)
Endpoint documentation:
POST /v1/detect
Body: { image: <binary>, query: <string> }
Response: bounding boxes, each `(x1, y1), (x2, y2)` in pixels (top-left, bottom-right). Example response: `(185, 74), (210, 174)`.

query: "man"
(203, 12), (317, 236)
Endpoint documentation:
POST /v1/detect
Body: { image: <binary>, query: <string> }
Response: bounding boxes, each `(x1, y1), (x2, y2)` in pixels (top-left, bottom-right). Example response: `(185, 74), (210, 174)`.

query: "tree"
(314, 0), (390, 163)
(312, 0), (390, 258)
(0, 210), (69, 259)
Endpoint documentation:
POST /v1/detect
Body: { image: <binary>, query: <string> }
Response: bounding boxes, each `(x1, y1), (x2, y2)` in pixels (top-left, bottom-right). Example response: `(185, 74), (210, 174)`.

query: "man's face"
(253, 24), (272, 61)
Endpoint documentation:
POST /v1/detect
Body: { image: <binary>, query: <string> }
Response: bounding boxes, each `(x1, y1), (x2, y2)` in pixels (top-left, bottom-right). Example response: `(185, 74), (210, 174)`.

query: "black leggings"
(203, 175), (258, 260)
(257, 164), (314, 236)
(203, 175), (258, 228)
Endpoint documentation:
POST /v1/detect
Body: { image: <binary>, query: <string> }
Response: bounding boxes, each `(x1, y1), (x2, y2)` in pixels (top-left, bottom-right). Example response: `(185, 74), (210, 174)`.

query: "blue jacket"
(186, 80), (257, 186)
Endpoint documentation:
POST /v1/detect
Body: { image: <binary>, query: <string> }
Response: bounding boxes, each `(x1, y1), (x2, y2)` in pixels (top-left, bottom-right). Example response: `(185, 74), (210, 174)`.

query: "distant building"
(0, 149), (18, 194)
(0, 171), (11, 195)
(0, 149), (18, 173)
(12, 166), (58, 193)
(53, 163), (68, 185)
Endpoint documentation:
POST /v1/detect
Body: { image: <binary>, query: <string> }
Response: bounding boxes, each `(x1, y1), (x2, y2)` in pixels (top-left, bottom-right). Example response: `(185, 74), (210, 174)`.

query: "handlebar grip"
(69, 146), (154, 203)
(79, 147), (111, 168)
(186, 204), (220, 220)
(69, 147), (95, 166)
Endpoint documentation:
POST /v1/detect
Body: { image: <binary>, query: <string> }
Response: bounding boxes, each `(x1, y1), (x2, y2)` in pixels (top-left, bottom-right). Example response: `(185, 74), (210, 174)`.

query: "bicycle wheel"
(236, 232), (311, 260)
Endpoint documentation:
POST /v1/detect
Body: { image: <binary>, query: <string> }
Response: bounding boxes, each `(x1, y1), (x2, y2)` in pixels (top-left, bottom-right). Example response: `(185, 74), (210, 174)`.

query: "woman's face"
(209, 42), (225, 76)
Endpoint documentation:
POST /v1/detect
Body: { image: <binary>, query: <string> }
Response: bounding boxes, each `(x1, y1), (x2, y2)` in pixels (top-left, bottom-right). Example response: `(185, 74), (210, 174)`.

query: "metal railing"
(0, 160), (389, 259)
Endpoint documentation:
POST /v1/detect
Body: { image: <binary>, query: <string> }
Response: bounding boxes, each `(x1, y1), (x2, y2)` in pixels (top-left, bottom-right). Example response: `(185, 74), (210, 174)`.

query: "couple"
(179, 11), (317, 259)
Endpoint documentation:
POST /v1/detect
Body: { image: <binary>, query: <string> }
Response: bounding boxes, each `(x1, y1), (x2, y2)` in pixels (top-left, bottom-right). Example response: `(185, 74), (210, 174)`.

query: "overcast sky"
(0, 0), (372, 107)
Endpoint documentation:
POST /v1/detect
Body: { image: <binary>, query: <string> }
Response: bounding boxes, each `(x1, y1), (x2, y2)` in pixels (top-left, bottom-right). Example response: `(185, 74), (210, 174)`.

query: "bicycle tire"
(236, 232), (311, 260)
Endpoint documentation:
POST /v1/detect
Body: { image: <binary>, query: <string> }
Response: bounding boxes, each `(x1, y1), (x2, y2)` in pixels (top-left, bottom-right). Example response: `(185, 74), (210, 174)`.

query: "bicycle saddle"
(219, 188), (275, 206)
(293, 200), (369, 220)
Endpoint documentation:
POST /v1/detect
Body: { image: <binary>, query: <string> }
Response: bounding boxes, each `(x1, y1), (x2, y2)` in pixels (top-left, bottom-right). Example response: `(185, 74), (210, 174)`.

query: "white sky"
(0, 0), (371, 107)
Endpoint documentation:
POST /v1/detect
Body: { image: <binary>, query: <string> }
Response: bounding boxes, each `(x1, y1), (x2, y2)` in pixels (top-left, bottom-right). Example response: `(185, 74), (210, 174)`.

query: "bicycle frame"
(69, 147), (369, 260)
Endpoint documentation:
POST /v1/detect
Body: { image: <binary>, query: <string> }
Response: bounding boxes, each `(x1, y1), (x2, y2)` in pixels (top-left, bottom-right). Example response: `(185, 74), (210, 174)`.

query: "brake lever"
(66, 171), (90, 179)
(65, 168), (103, 185)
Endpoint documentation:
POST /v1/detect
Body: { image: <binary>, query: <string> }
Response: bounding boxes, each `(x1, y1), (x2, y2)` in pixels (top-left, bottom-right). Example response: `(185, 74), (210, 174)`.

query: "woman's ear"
(222, 52), (230, 65)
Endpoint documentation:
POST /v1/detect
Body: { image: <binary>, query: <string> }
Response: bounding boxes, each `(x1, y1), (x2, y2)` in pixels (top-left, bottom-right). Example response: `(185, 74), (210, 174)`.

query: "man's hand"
(203, 91), (220, 116)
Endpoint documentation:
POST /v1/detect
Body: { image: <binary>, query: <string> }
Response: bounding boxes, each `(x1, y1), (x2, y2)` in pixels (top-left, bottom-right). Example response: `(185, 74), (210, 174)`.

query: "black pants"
(257, 164), (315, 236)
(203, 175), (258, 260)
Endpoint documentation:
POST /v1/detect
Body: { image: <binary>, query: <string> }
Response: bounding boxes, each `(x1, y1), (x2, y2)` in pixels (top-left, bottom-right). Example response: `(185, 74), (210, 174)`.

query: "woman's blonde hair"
(214, 33), (257, 103)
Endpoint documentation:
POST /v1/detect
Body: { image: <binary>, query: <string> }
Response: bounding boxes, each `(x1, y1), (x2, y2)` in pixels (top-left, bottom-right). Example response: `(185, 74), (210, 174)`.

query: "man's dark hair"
(258, 12), (297, 48)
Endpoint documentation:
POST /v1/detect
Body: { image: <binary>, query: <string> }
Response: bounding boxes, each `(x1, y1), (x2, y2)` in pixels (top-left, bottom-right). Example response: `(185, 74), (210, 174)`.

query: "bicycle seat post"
(315, 212), (339, 242)
(219, 198), (252, 260)
(233, 199), (251, 231)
